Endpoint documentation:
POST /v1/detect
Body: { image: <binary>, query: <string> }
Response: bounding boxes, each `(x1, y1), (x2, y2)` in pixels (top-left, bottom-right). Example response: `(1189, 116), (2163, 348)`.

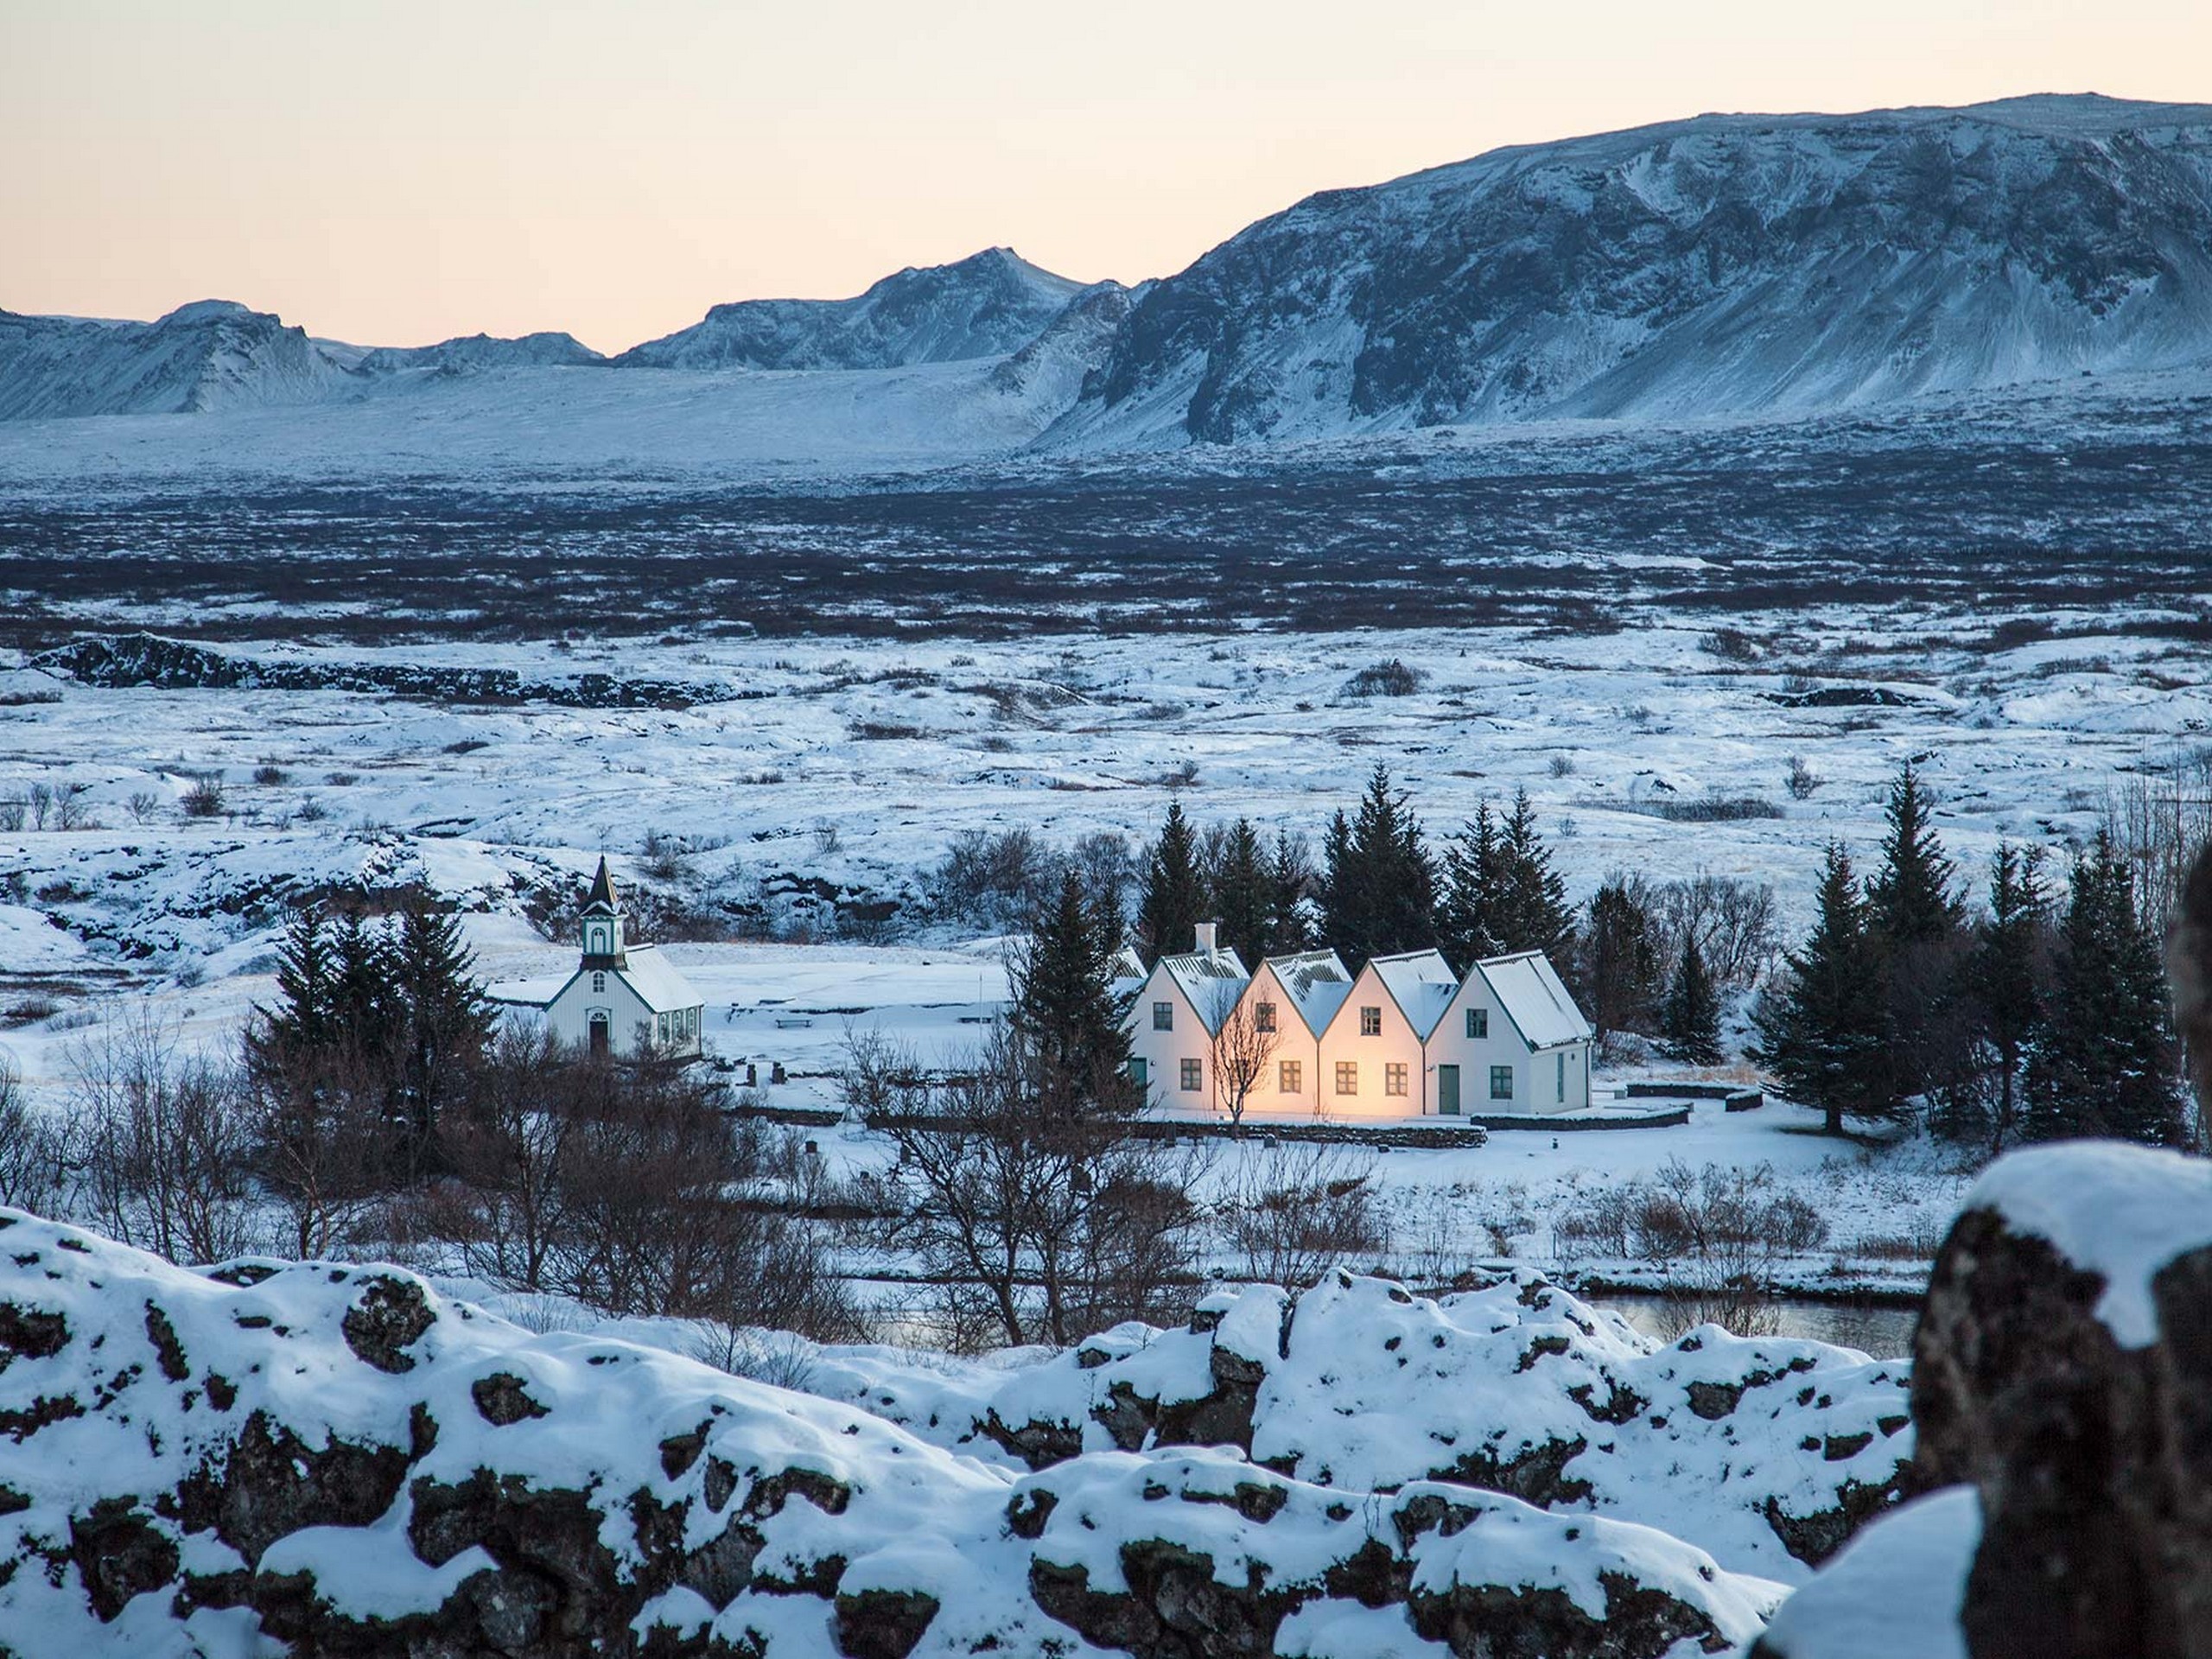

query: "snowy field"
(6, 604), (2191, 1337)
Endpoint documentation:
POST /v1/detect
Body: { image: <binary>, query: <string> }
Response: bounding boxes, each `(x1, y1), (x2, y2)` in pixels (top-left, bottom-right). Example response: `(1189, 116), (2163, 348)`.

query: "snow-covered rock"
(352, 331), (605, 373)
(1050, 93), (2212, 448)
(0, 1214), (1789, 1656)
(616, 248), (1089, 372)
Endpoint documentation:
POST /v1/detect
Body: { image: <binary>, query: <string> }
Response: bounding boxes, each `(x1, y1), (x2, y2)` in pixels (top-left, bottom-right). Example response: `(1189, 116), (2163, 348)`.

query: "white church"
(491, 858), (705, 1058)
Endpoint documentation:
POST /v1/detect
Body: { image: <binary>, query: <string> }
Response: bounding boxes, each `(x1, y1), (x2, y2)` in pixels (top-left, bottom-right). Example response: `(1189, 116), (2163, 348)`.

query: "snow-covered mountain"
(615, 247), (1090, 371)
(351, 329), (604, 372)
(0, 298), (355, 420)
(1048, 93), (2212, 448)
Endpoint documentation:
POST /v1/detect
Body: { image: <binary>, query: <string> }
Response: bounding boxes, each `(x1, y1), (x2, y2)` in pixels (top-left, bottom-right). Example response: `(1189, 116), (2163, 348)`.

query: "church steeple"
(580, 856), (626, 968)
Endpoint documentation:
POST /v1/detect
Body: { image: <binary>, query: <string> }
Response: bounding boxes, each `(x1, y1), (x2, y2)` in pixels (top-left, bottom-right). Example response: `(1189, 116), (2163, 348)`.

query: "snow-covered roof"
(1472, 950), (1593, 1049)
(1262, 949), (1354, 1037)
(486, 973), (570, 1008)
(1368, 949), (1458, 1039)
(613, 944), (703, 1014)
(1155, 947), (1250, 1034)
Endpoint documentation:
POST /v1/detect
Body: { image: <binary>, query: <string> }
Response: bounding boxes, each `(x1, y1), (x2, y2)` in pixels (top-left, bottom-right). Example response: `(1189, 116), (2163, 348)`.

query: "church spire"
(580, 856), (626, 968)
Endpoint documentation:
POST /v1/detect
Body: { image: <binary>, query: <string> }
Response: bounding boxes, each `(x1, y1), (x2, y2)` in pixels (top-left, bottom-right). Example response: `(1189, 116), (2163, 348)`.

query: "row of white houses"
(1120, 924), (1595, 1119)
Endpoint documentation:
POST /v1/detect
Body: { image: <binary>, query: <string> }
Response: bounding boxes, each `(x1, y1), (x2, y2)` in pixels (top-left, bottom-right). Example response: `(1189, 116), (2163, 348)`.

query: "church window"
(592, 972), (606, 993)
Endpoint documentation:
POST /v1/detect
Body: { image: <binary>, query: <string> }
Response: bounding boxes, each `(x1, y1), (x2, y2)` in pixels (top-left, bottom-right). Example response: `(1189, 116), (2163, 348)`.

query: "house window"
(1179, 1058), (1203, 1092)
(1385, 1062), (1408, 1097)
(1255, 1001), (1276, 1033)
(593, 972), (606, 993)
(1466, 1007), (1488, 1039)
(1129, 1057), (1149, 1087)
(1154, 1001), (1174, 1032)
(1335, 1061), (1358, 1096)
(1490, 1065), (1515, 1101)
(1279, 1059), (1301, 1094)
(1359, 1006), (1382, 1037)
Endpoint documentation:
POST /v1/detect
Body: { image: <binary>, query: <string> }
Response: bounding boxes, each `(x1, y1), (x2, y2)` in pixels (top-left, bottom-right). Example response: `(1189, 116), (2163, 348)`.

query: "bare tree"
(0, 1057), (68, 1217)
(246, 1045), (390, 1261)
(1651, 874), (1781, 991)
(70, 1008), (264, 1264)
(432, 1025), (575, 1290)
(1211, 1143), (1382, 1287)
(1206, 982), (1280, 1131)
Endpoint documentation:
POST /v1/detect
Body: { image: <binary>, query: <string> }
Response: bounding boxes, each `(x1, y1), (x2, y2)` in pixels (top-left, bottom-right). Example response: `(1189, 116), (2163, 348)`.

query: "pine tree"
(1751, 844), (1899, 1134)
(1660, 936), (1724, 1065)
(1321, 764), (1435, 961)
(1014, 869), (1134, 1116)
(390, 899), (495, 1151)
(251, 904), (337, 1080)
(2024, 831), (2182, 1145)
(1436, 803), (1503, 968)
(1268, 830), (1315, 954)
(1869, 759), (1963, 945)
(1135, 800), (1207, 964)
(1579, 877), (1662, 1039)
(1963, 842), (2051, 1154)
(1493, 788), (1574, 967)
(1211, 818), (1274, 969)
(329, 905), (396, 1077)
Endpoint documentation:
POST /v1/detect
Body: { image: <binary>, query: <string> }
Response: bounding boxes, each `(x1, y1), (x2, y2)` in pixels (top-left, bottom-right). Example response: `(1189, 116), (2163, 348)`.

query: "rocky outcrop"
(0, 1212), (1785, 1658)
(1757, 1141), (2212, 1658)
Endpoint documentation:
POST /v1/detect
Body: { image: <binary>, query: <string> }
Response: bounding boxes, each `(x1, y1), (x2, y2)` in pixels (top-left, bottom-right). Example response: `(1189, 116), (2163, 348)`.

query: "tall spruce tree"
(2024, 831), (2181, 1145)
(1660, 936), (1724, 1065)
(1962, 843), (2051, 1155)
(1320, 764), (1435, 962)
(1211, 818), (1274, 969)
(1869, 759), (1964, 944)
(1436, 803), (1503, 967)
(1579, 877), (1662, 1039)
(251, 904), (337, 1082)
(1268, 830), (1315, 954)
(1494, 788), (1575, 967)
(389, 899), (495, 1151)
(1751, 844), (1899, 1134)
(1135, 800), (1207, 964)
(1014, 868), (1134, 1116)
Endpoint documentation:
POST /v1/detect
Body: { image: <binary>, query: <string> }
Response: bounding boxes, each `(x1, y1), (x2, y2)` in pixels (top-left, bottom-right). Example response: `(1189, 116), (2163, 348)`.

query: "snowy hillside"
(0, 300), (355, 420)
(350, 330), (605, 372)
(615, 248), (1093, 371)
(1050, 93), (2212, 448)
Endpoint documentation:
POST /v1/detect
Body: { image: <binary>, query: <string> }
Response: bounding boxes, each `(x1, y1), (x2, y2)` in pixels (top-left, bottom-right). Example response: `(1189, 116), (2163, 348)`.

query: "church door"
(588, 1011), (610, 1057)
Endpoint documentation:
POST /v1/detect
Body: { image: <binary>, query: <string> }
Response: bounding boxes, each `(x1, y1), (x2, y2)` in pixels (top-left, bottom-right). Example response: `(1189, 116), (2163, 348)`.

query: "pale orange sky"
(5, 0), (2208, 354)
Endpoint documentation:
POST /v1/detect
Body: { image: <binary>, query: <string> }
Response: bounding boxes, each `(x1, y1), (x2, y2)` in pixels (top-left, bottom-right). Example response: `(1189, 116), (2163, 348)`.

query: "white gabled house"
(1430, 949), (1595, 1115)
(1315, 949), (1457, 1118)
(1238, 948), (1355, 1114)
(1124, 923), (1249, 1112)
(491, 857), (706, 1059)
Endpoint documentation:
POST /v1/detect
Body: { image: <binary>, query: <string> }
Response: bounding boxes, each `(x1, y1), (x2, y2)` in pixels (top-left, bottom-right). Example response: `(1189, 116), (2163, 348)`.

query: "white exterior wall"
(1316, 967), (1433, 1119)
(1236, 962), (1325, 1116)
(1125, 968), (1218, 1114)
(542, 971), (704, 1059)
(1429, 976), (1590, 1115)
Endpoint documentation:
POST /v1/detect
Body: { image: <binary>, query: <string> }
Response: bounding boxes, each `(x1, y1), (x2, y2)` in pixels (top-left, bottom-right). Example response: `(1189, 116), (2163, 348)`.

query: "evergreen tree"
(2024, 831), (2182, 1145)
(1579, 877), (1662, 1039)
(1493, 788), (1575, 967)
(1869, 759), (1964, 944)
(1135, 800), (1207, 963)
(1320, 764), (1436, 961)
(1660, 936), (1724, 1065)
(251, 905), (337, 1079)
(1268, 830), (1315, 954)
(1960, 843), (2051, 1154)
(1210, 817), (1274, 969)
(1436, 803), (1503, 967)
(1013, 869), (1135, 1116)
(329, 905), (397, 1077)
(389, 899), (496, 1152)
(1751, 845), (1899, 1134)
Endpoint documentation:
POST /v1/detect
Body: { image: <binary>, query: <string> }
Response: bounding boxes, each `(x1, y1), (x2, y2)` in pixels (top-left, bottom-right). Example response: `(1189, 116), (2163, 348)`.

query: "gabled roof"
(1367, 949), (1459, 1040)
(615, 944), (702, 1014)
(1152, 947), (1251, 1035)
(583, 855), (620, 915)
(1261, 949), (1354, 1038)
(1109, 944), (1147, 988)
(1471, 950), (1593, 1048)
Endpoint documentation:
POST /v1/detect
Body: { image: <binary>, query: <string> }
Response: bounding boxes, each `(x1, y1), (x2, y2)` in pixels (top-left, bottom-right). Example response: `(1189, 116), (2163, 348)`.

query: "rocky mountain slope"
(0, 300), (353, 420)
(615, 248), (1093, 371)
(350, 330), (604, 372)
(1049, 94), (2212, 448)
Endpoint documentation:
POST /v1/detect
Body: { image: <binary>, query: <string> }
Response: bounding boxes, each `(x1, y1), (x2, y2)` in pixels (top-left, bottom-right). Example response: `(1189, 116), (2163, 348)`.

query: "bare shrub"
(0, 798), (22, 833)
(1784, 754), (1823, 800)
(126, 790), (163, 825)
(181, 773), (226, 818)
(0, 1058), (69, 1216)
(1212, 1144), (1382, 1287)
(251, 764), (289, 786)
(1344, 658), (1426, 697)
(812, 819), (842, 856)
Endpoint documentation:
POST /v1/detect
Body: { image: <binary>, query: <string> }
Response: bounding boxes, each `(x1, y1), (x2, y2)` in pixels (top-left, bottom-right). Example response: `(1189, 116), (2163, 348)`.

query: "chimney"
(1195, 920), (1218, 955)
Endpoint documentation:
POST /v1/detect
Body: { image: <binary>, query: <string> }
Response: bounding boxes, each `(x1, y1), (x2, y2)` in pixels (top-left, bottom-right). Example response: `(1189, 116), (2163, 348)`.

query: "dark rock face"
(1910, 1204), (2212, 1659)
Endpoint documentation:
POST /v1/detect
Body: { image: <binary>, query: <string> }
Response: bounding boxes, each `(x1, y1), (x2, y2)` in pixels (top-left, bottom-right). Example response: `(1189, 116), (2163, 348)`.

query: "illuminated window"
(1385, 1063), (1408, 1096)
(1180, 1058), (1203, 1091)
(1334, 1061), (1358, 1096)
(1279, 1059), (1301, 1093)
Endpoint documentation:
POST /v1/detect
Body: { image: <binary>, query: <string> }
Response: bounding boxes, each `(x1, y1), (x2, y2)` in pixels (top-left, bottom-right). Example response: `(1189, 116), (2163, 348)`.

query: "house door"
(588, 1011), (610, 1057)
(1437, 1065), (1460, 1116)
